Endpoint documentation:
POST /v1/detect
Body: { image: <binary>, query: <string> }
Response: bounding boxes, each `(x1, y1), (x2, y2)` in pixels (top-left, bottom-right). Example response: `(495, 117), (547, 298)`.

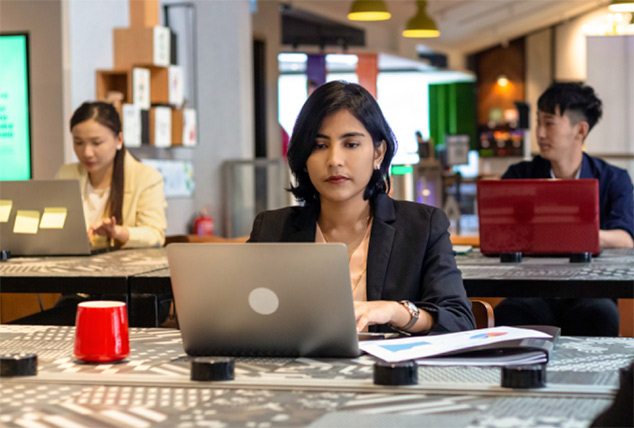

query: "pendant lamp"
(402, 0), (439, 38)
(348, 0), (391, 21)
(609, 0), (634, 12)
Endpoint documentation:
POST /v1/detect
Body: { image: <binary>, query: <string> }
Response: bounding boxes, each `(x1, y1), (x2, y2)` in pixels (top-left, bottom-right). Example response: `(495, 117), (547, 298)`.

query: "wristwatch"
(397, 300), (420, 331)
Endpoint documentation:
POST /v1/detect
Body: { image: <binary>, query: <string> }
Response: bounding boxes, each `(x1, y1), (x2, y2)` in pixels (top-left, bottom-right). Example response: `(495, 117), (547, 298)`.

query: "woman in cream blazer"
(58, 102), (166, 249)
(57, 150), (166, 248)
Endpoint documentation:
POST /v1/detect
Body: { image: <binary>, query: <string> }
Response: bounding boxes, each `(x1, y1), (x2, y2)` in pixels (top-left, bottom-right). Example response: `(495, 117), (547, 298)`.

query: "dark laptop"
(0, 179), (97, 256)
(477, 179), (600, 256)
(167, 242), (360, 358)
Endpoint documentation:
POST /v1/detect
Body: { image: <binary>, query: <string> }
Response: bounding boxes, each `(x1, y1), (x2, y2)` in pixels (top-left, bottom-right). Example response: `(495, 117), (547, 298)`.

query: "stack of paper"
(359, 326), (555, 366)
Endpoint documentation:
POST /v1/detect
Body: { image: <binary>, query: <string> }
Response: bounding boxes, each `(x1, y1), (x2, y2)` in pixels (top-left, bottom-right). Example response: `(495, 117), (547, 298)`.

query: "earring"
(116, 145), (122, 150)
(375, 163), (380, 170)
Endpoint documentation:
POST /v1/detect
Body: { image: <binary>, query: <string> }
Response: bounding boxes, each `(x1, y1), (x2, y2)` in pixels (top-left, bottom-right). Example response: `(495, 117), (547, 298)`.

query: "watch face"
(402, 300), (419, 316)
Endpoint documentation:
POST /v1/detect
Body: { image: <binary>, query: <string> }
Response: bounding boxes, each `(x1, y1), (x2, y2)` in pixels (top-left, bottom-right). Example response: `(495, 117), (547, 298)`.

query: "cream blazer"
(56, 151), (167, 248)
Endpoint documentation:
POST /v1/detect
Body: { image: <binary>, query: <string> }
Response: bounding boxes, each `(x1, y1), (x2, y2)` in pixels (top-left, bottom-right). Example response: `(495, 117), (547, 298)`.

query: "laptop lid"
(477, 179), (600, 256)
(0, 179), (93, 256)
(167, 242), (360, 358)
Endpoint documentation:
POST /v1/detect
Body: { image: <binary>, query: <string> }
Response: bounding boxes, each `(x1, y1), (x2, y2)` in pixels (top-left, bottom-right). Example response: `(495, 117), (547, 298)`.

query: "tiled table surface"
(3, 247), (632, 298)
(1, 325), (632, 427)
(456, 248), (634, 298)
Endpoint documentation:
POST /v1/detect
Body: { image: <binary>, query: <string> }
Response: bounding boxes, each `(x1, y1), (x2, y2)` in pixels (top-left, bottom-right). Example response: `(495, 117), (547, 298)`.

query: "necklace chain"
(352, 267), (367, 292)
(321, 216), (371, 293)
(321, 216), (371, 259)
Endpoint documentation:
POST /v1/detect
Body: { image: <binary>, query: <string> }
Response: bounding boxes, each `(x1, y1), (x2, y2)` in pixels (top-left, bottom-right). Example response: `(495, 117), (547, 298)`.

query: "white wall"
(554, 17), (587, 82)
(193, 0), (254, 235)
(68, 0), (128, 123)
(586, 35), (634, 162)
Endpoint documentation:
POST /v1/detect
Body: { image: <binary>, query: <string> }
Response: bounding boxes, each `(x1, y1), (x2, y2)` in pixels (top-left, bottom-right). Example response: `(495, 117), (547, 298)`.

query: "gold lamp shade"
(348, 0), (391, 21)
(402, 0), (439, 38)
(609, 0), (634, 12)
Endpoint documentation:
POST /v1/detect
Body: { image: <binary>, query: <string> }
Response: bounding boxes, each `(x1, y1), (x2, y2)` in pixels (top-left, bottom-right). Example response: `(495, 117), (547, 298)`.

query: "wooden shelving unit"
(95, 0), (195, 148)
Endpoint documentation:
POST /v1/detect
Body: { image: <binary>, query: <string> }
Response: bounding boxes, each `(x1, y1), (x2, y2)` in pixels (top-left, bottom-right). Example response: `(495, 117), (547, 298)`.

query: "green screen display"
(0, 33), (31, 180)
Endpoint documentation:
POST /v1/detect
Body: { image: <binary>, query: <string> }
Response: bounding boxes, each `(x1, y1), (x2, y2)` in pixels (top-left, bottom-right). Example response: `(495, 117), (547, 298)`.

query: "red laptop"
(477, 179), (600, 256)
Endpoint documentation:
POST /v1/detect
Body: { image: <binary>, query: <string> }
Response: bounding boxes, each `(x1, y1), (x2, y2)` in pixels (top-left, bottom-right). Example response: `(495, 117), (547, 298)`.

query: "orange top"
(315, 220), (373, 302)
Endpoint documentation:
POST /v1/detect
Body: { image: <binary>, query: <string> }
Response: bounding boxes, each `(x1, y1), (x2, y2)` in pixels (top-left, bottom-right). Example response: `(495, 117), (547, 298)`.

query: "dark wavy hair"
(70, 101), (126, 225)
(538, 82), (603, 133)
(287, 81), (397, 206)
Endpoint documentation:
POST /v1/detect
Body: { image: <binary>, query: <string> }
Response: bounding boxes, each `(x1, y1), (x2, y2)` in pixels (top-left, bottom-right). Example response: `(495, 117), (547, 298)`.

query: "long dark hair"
(70, 101), (125, 225)
(287, 81), (397, 206)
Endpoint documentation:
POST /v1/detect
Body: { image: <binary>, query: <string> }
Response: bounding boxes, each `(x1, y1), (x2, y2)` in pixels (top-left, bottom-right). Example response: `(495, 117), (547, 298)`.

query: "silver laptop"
(167, 243), (360, 358)
(0, 179), (95, 256)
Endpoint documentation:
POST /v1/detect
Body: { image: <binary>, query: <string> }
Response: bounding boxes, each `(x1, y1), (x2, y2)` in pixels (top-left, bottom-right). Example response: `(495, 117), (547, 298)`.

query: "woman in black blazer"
(249, 81), (475, 335)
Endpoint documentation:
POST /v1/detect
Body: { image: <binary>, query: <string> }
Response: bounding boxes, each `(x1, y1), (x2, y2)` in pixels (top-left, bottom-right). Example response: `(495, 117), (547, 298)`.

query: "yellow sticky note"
(0, 200), (12, 222)
(40, 207), (67, 229)
(13, 210), (40, 234)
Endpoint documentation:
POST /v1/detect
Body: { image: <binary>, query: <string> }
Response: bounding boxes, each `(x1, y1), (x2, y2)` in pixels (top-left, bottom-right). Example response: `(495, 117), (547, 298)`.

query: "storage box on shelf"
(122, 104), (149, 148)
(103, 13), (194, 149)
(113, 26), (171, 69)
(147, 65), (184, 106)
(96, 68), (151, 110)
(171, 108), (197, 147)
(129, 0), (160, 28)
(150, 106), (172, 147)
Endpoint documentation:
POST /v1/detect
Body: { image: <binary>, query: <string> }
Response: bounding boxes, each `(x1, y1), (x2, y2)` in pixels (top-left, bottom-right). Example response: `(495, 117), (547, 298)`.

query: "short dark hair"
(537, 82), (603, 131)
(286, 81), (397, 205)
(70, 101), (126, 225)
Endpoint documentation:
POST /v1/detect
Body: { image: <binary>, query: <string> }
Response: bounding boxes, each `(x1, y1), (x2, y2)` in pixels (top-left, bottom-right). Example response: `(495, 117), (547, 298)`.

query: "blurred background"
(1, 0), (633, 238)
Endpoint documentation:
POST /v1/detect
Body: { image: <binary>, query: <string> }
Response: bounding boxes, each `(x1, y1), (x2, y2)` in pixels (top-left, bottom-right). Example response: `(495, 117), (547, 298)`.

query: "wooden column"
(356, 53), (378, 98)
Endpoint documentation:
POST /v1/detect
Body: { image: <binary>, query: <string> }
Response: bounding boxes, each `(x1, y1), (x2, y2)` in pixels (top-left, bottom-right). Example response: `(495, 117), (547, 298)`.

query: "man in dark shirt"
(494, 82), (634, 336)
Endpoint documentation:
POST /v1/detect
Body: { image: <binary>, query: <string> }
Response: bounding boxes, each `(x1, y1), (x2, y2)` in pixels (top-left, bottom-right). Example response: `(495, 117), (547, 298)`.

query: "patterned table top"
(3, 248), (631, 281)
(3, 247), (632, 297)
(1, 325), (632, 428)
(0, 248), (168, 295)
(456, 248), (634, 298)
(0, 248), (167, 278)
(129, 248), (634, 297)
(456, 249), (634, 282)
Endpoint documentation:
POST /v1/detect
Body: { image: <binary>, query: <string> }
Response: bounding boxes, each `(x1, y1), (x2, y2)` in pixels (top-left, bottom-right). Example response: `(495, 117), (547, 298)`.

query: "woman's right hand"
(89, 216), (130, 245)
(354, 300), (434, 333)
(354, 300), (401, 332)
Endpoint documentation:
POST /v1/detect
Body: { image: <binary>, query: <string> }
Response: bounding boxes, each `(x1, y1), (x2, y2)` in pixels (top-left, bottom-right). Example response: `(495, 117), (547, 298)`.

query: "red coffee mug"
(74, 301), (130, 363)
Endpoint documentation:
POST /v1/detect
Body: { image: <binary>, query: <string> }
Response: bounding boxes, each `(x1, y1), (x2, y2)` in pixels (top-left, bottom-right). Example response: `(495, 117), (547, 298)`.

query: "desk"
(457, 248), (634, 298)
(0, 248), (168, 295)
(1, 324), (632, 427)
(3, 248), (632, 323)
(128, 248), (634, 299)
(0, 249), (168, 325)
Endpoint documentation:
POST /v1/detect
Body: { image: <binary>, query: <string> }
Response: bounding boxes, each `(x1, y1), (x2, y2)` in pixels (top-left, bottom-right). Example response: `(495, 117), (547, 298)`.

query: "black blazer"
(248, 193), (476, 334)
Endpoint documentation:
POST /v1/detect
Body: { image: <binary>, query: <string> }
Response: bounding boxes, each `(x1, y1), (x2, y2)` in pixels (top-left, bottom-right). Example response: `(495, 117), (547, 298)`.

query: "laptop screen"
(0, 180), (93, 256)
(477, 179), (600, 256)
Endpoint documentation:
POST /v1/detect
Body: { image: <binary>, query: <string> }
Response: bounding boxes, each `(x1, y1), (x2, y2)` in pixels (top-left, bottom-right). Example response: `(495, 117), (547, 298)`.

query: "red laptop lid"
(477, 179), (600, 256)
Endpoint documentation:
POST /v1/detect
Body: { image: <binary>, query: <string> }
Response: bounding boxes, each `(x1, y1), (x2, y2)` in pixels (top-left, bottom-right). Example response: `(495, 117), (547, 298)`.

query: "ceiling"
(282, 0), (611, 55)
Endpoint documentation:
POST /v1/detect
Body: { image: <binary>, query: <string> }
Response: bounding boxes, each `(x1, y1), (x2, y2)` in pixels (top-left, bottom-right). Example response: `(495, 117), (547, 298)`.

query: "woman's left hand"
(354, 300), (403, 332)
(89, 216), (130, 245)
